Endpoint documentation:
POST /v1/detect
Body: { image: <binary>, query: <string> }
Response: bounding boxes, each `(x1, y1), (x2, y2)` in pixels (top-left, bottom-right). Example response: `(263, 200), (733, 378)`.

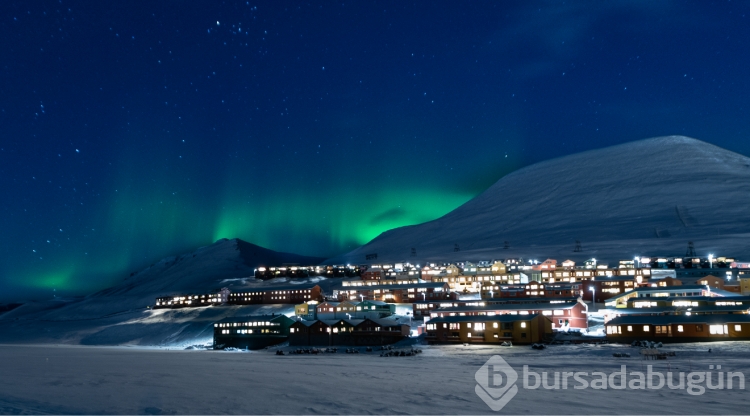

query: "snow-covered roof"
(359, 300), (389, 306)
(602, 307), (677, 315)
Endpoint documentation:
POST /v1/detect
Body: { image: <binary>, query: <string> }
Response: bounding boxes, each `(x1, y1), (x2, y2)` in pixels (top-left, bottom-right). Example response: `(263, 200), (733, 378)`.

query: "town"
(153, 254), (750, 350)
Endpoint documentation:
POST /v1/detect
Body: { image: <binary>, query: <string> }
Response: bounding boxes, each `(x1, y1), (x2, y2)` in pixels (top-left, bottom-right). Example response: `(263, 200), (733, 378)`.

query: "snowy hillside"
(0, 238), (324, 345)
(328, 136), (750, 264)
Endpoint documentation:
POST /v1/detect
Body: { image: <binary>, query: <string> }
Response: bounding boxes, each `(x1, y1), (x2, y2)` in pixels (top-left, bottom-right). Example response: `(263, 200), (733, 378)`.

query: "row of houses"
(332, 282), (455, 303)
(212, 314), (410, 348)
(426, 298), (588, 330)
(289, 318), (409, 346)
(605, 314), (750, 342)
(473, 272), (744, 304)
(156, 274), (742, 314)
(294, 300), (395, 320)
(254, 265), (360, 279)
(352, 260), (747, 299)
(250, 256), (738, 282)
(155, 280), (460, 309)
(596, 284), (750, 341)
(425, 314), (553, 344)
(154, 284), (323, 309)
(212, 312), (553, 348)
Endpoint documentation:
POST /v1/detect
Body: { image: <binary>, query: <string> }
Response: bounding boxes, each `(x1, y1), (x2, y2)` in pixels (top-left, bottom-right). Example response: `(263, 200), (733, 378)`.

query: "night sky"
(2, 1), (750, 301)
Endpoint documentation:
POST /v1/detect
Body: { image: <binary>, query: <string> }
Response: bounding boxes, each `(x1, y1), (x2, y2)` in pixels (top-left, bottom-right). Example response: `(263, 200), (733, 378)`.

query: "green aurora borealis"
(4, 2), (750, 301)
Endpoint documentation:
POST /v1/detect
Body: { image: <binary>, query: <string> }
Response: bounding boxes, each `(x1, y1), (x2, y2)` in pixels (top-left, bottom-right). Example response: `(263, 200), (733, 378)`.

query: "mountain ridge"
(327, 135), (750, 264)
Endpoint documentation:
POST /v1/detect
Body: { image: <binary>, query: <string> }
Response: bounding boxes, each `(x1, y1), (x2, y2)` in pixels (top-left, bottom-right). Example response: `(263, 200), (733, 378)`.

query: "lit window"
(627, 326), (633, 332)
(521, 322), (527, 328)
(677, 325), (684, 332)
(709, 325), (728, 335)
(735, 325), (742, 332)
(643, 325), (650, 332)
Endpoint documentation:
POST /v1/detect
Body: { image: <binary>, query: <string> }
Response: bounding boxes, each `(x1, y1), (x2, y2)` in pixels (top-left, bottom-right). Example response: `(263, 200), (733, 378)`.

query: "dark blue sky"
(2, 1), (749, 301)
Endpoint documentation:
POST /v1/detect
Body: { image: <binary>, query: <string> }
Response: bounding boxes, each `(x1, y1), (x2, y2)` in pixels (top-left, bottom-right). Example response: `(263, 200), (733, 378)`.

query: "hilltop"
(328, 136), (750, 264)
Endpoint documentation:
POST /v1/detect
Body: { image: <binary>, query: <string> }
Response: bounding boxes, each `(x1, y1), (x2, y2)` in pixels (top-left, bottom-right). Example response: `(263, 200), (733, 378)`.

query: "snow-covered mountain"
(328, 136), (750, 264)
(0, 238), (325, 345)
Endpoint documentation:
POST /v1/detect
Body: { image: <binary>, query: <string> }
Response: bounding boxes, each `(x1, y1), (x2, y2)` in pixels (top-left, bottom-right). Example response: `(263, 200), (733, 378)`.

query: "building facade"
(425, 314), (552, 344)
(213, 314), (294, 349)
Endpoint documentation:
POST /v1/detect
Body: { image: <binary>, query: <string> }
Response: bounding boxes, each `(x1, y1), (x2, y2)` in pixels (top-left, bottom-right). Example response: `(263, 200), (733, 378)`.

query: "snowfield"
(1, 342), (748, 414)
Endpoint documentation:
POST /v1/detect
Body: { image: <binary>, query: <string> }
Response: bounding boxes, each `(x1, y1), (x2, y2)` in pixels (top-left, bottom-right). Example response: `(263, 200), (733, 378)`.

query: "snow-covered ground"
(0, 342), (747, 414)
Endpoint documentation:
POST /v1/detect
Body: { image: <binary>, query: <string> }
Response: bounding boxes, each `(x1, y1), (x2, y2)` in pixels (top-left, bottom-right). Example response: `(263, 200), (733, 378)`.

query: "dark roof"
(607, 314), (750, 326)
(677, 275), (727, 282)
(320, 319), (365, 326)
(217, 314), (291, 324)
(363, 318), (408, 328)
(429, 314), (543, 324)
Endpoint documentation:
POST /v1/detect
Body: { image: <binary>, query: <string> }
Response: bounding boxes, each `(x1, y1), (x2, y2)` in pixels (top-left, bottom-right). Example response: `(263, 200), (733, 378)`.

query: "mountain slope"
(328, 136), (750, 263)
(93, 238), (324, 298)
(0, 238), (325, 345)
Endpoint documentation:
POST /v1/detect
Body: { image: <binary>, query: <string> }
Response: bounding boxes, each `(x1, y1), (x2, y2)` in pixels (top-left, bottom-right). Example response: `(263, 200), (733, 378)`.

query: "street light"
(421, 292), (426, 301)
(709, 254), (714, 269)
(589, 286), (596, 307)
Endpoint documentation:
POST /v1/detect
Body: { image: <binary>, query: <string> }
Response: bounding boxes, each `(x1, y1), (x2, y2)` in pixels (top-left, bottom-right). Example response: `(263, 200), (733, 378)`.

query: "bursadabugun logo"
(475, 355), (518, 411)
